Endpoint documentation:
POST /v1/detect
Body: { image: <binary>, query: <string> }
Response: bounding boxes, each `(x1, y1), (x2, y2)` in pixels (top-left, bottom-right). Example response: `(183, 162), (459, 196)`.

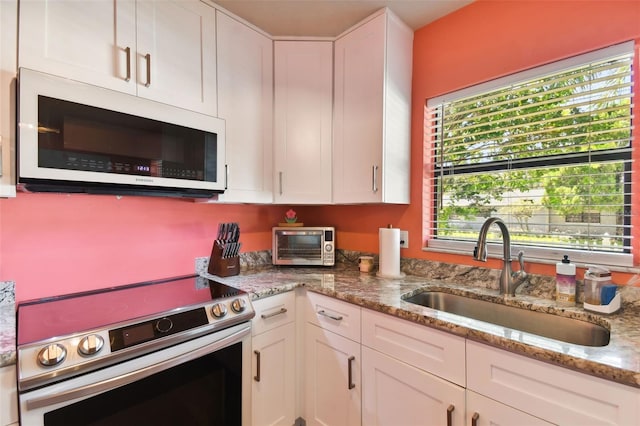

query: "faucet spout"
(473, 217), (528, 296)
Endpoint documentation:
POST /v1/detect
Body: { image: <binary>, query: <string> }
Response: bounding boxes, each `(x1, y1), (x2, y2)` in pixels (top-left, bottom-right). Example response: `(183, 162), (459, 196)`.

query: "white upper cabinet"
(273, 41), (333, 205)
(19, 0), (216, 115)
(0, 0), (17, 197)
(216, 11), (273, 203)
(333, 9), (413, 204)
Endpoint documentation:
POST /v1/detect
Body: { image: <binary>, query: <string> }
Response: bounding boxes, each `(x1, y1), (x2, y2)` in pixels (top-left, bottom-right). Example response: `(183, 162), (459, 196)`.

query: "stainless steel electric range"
(16, 275), (254, 426)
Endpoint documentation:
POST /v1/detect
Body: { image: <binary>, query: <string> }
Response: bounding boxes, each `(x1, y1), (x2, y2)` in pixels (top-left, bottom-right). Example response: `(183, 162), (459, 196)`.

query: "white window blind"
(425, 43), (634, 265)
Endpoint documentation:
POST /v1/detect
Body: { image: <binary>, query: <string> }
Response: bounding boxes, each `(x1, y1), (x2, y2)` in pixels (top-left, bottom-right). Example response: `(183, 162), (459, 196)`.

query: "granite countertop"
(205, 264), (640, 389)
(0, 303), (16, 368)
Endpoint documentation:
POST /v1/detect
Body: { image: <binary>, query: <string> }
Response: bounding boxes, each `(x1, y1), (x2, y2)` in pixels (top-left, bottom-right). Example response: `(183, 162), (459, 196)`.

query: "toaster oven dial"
(78, 334), (105, 356)
(38, 343), (67, 367)
(325, 244), (333, 252)
(231, 298), (247, 313)
(211, 302), (228, 318)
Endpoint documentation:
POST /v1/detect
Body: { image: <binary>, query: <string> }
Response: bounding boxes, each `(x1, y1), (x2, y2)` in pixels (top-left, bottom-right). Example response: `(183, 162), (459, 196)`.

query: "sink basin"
(403, 291), (610, 347)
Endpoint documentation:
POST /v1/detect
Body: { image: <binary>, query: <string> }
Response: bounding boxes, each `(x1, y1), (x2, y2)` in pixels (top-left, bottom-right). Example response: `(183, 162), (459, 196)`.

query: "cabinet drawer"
(362, 309), (466, 386)
(252, 291), (296, 336)
(467, 341), (640, 425)
(305, 292), (361, 342)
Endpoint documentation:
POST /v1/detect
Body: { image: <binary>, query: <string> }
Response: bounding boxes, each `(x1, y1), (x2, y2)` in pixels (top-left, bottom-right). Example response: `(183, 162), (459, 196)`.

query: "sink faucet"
(473, 217), (527, 296)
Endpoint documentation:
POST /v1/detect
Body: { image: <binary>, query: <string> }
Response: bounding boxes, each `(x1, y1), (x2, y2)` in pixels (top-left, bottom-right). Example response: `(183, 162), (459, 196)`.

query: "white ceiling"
(214, 0), (474, 37)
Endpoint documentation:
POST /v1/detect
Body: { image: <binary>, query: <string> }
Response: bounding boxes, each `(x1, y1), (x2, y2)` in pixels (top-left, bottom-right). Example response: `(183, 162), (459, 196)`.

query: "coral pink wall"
(2, 0), (639, 302)
(0, 194), (288, 301)
(302, 0), (640, 282)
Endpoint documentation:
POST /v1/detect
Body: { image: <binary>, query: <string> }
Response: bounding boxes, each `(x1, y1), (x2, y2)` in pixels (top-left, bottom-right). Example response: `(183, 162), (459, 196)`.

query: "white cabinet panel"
(333, 10), (412, 204)
(467, 341), (640, 425)
(362, 309), (465, 386)
(252, 322), (296, 426)
(305, 292), (361, 343)
(466, 390), (552, 426)
(305, 323), (361, 426)
(19, 0), (216, 115)
(216, 11), (273, 203)
(362, 346), (465, 426)
(273, 41), (333, 204)
(0, 0), (17, 197)
(0, 365), (18, 426)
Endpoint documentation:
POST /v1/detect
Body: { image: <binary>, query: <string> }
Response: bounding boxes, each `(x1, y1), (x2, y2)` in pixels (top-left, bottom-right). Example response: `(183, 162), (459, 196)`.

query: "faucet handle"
(516, 251), (526, 276)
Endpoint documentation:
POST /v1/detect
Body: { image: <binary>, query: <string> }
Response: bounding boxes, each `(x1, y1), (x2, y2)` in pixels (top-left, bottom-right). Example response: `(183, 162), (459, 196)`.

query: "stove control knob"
(231, 298), (247, 313)
(211, 303), (228, 318)
(155, 317), (173, 333)
(38, 343), (67, 367)
(78, 334), (104, 356)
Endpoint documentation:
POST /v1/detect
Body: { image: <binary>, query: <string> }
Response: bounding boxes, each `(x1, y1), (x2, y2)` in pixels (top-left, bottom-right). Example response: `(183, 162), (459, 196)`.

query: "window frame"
(423, 42), (635, 268)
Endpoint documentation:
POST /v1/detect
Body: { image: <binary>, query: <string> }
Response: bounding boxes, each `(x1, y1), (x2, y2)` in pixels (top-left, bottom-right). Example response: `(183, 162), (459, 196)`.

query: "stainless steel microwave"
(272, 226), (335, 266)
(17, 68), (226, 198)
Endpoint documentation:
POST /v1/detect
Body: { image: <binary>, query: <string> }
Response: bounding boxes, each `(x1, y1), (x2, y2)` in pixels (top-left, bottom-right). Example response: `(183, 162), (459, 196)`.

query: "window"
(424, 43), (634, 266)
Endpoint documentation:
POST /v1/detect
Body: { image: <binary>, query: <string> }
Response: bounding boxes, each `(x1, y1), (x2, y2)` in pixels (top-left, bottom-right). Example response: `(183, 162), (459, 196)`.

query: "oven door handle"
(26, 325), (251, 410)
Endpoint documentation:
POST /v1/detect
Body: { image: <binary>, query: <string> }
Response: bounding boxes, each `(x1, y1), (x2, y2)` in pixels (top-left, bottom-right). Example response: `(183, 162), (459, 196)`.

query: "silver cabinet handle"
(144, 53), (151, 87)
(124, 47), (131, 82)
(224, 164), (229, 190)
(347, 355), (356, 389)
(372, 165), (379, 193)
(318, 310), (343, 321)
(447, 404), (455, 426)
(261, 307), (287, 320)
(471, 412), (479, 426)
(279, 171), (283, 195)
(254, 350), (261, 382)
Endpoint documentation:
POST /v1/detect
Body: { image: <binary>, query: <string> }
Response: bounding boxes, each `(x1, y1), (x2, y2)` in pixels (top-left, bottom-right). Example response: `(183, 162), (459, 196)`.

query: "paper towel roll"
(377, 227), (405, 279)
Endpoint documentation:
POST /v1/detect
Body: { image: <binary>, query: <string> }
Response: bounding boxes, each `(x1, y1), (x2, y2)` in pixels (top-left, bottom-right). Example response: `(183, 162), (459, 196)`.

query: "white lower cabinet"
(304, 323), (361, 426)
(251, 292), (296, 426)
(362, 346), (465, 426)
(466, 390), (551, 426)
(467, 340), (640, 425)
(0, 365), (18, 426)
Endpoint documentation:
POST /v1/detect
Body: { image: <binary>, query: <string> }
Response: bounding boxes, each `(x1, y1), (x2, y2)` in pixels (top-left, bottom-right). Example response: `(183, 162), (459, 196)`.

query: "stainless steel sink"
(403, 291), (610, 347)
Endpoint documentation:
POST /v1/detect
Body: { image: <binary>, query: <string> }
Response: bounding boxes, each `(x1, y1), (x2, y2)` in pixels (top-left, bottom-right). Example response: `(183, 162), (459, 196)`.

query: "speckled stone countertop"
(203, 257), (640, 390)
(0, 281), (16, 368)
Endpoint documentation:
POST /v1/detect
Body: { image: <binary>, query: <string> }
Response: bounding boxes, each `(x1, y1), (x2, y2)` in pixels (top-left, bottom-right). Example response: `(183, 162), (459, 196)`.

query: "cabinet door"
(362, 346), (465, 426)
(136, 0), (216, 115)
(467, 341), (640, 425)
(252, 322), (296, 426)
(274, 41), (333, 204)
(0, 365), (18, 426)
(466, 390), (551, 426)
(0, 0), (17, 197)
(18, 0), (137, 94)
(333, 11), (412, 204)
(333, 14), (384, 204)
(305, 324), (361, 426)
(216, 12), (273, 203)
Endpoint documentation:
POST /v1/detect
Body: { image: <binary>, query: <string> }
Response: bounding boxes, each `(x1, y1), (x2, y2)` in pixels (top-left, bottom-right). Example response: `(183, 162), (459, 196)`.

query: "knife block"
(207, 243), (240, 277)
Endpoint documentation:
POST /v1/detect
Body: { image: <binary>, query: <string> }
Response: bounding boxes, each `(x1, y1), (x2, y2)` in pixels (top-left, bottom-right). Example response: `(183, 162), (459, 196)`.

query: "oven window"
(44, 342), (242, 426)
(276, 232), (323, 261)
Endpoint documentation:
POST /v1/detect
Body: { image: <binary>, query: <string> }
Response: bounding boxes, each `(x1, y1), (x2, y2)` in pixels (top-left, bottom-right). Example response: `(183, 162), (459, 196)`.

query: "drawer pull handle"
(144, 53), (151, 87)
(318, 310), (343, 321)
(124, 47), (131, 82)
(254, 350), (261, 382)
(347, 355), (356, 389)
(446, 404), (454, 426)
(471, 412), (479, 426)
(261, 307), (287, 320)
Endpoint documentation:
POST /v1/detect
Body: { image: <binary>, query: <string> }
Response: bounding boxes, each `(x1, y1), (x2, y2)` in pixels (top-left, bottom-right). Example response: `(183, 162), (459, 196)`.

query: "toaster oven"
(272, 227), (335, 266)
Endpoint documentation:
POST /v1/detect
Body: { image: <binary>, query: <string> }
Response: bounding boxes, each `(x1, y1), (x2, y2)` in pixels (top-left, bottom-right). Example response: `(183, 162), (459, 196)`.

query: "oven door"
(19, 322), (252, 426)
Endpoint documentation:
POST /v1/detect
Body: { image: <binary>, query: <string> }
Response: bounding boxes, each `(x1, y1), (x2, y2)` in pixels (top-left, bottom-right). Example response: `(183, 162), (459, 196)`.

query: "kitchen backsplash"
(197, 250), (640, 306)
